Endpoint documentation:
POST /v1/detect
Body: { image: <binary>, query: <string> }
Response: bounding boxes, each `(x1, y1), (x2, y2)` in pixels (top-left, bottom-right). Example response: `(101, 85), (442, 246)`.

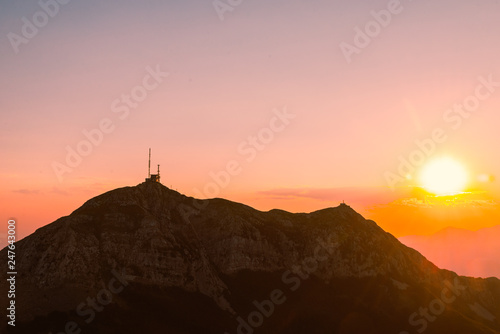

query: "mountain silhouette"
(400, 225), (500, 279)
(1, 182), (499, 333)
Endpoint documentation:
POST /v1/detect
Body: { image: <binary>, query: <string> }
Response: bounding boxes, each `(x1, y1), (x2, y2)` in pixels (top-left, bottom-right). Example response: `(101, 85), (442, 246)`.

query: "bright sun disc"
(420, 158), (468, 195)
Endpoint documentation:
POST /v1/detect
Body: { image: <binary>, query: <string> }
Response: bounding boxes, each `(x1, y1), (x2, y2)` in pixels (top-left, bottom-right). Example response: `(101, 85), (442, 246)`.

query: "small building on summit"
(145, 148), (161, 183)
(148, 165), (161, 183)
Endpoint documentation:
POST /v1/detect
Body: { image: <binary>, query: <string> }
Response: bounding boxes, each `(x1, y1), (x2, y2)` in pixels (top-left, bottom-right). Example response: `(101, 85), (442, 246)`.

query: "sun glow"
(420, 157), (468, 195)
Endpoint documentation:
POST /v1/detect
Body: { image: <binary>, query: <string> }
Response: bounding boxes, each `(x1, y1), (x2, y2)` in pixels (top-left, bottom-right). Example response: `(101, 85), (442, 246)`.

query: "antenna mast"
(148, 148), (151, 178)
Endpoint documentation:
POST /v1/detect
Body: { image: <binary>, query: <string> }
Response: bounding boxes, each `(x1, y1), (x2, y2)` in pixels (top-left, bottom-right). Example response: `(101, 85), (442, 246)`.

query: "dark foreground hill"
(1, 182), (499, 333)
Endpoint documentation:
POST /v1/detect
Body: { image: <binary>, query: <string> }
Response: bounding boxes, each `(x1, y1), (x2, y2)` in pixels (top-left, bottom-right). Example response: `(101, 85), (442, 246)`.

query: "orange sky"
(1, 0), (500, 246)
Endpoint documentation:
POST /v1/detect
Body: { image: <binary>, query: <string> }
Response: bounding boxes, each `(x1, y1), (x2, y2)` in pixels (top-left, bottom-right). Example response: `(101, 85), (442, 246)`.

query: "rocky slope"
(1, 182), (499, 334)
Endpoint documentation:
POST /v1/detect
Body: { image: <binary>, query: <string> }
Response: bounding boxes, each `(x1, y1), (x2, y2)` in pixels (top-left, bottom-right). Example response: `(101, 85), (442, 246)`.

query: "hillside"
(1, 182), (499, 333)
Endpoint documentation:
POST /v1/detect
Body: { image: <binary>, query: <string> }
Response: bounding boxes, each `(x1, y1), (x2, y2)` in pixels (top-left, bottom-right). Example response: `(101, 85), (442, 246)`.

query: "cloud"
(368, 191), (500, 237)
(374, 192), (499, 210)
(12, 189), (40, 195)
(50, 187), (69, 196)
(257, 186), (409, 206)
(11, 186), (83, 196)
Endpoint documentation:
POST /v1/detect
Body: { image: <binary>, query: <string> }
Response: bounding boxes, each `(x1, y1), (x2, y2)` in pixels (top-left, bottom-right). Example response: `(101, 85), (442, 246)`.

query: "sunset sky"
(1, 0), (500, 245)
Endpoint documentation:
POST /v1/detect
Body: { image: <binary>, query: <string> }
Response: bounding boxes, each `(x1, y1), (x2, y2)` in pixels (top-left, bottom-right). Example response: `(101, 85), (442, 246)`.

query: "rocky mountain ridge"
(1, 182), (499, 333)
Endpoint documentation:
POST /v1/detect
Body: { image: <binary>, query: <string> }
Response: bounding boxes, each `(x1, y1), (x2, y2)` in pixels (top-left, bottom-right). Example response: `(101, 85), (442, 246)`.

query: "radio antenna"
(148, 148), (151, 178)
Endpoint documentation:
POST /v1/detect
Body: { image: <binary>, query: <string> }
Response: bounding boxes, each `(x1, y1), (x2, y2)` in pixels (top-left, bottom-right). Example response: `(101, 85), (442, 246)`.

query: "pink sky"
(1, 0), (500, 245)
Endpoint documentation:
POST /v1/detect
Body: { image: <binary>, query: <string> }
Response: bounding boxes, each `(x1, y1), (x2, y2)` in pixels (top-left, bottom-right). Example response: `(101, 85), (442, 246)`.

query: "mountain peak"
(2, 184), (499, 333)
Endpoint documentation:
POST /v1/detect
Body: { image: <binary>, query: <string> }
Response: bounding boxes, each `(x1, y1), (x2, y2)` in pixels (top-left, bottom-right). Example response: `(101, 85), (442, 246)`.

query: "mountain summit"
(2, 182), (499, 333)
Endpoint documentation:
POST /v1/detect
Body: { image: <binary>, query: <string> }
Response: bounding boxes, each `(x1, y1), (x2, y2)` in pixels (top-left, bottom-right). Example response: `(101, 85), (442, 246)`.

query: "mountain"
(1, 182), (499, 334)
(400, 226), (500, 279)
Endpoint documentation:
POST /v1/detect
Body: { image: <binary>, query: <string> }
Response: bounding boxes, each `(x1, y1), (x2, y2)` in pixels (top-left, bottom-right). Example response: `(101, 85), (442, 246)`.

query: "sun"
(420, 157), (468, 195)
